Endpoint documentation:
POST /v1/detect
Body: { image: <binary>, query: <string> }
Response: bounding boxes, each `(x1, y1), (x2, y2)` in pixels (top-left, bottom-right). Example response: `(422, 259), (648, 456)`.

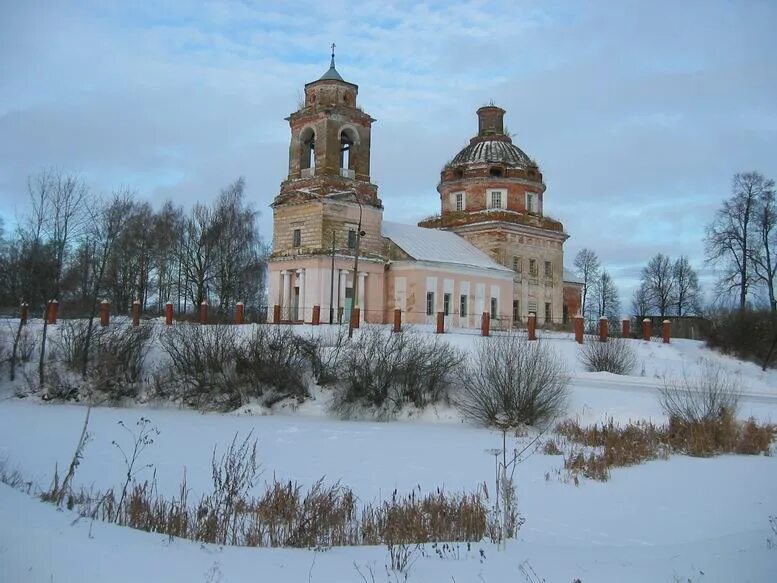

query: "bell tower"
(268, 50), (386, 326)
(276, 47), (380, 209)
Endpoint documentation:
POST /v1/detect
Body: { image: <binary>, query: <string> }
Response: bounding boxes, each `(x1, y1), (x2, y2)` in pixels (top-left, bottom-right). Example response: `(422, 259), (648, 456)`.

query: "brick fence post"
(165, 302), (173, 326)
(99, 300), (110, 327)
(20, 303), (28, 326)
(132, 300), (141, 327)
(393, 309), (402, 333)
(436, 311), (445, 334)
(528, 313), (537, 341)
(312, 305), (320, 326)
(574, 315), (584, 344)
(662, 319), (671, 344)
(273, 304), (281, 324)
(199, 301), (208, 325)
(235, 302), (245, 325)
(642, 318), (652, 341)
(622, 318), (631, 338)
(47, 299), (59, 325)
(481, 312), (490, 337)
(599, 316), (608, 342)
(351, 307), (361, 330)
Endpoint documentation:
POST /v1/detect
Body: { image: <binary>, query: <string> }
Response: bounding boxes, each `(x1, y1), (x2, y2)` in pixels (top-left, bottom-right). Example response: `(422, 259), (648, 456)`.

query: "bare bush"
(306, 326), (348, 386)
(236, 326), (313, 405)
(456, 334), (569, 428)
(578, 336), (637, 374)
(159, 324), (240, 410)
(331, 327), (462, 419)
(92, 325), (154, 400)
(706, 309), (777, 370)
(659, 361), (741, 424)
(53, 320), (95, 371)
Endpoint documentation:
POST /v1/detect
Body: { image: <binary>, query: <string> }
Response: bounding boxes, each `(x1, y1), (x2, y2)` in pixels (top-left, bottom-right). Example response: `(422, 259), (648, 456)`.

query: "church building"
(268, 55), (582, 328)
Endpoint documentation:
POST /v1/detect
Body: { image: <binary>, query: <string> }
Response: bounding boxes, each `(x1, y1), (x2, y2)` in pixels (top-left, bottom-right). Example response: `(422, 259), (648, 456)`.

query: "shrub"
(455, 333), (569, 428)
(306, 326), (348, 386)
(91, 325), (154, 400)
(236, 326), (314, 405)
(578, 336), (637, 374)
(52, 320), (95, 371)
(159, 324), (241, 410)
(705, 309), (777, 369)
(331, 327), (462, 419)
(659, 360), (741, 424)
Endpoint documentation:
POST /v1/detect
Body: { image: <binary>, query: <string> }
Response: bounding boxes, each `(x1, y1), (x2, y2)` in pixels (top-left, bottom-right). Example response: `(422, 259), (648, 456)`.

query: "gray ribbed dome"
(450, 139), (533, 168)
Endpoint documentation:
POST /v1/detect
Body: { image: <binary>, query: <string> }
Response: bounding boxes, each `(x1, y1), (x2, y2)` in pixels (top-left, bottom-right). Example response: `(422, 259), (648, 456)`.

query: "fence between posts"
(7, 302), (678, 344)
(6, 301), (268, 328)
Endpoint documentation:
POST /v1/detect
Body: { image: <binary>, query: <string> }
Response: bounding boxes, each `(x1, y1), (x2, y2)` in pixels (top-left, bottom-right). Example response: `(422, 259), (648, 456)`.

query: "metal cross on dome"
(330, 42), (336, 66)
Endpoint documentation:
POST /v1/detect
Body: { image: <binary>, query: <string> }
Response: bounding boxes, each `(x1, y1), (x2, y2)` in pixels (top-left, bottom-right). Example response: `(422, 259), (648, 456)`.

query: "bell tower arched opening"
(299, 127), (316, 175)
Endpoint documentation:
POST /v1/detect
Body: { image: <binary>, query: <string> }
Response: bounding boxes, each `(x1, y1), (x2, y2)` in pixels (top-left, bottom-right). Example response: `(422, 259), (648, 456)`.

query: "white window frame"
(526, 192), (538, 214)
(487, 189), (506, 210)
(544, 261), (552, 278)
(453, 192), (465, 212)
(513, 256), (522, 273)
(426, 292), (435, 316)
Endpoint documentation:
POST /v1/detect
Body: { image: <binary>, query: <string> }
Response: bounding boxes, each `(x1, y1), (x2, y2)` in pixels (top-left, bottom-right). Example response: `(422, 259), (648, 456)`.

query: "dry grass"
(555, 415), (775, 482)
(4, 433), (490, 549)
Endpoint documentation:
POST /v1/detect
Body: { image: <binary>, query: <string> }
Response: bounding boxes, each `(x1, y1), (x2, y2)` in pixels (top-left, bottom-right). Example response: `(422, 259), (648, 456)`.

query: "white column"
(358, 271), (367, 324)
(280, 270), (290, 320)
(339, 269), (348, 319)
(297, 268), (306, 322)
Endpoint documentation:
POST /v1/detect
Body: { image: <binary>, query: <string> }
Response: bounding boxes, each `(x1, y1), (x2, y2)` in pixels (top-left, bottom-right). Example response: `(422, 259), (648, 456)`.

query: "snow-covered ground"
(1, 325), (776, 582)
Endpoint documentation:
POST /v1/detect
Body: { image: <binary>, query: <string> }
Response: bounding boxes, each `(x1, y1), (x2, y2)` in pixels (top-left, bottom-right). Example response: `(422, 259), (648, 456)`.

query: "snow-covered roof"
(563, 268), (584, 284)
(382, 221), (512, 273)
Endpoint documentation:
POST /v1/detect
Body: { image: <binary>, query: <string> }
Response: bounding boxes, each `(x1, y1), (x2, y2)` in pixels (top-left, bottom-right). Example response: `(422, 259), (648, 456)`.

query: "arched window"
(489, 167), (503, 177)
(300, 127), (315, 173)
(454, 169), (464, 180)
(340, 128), (358, 178)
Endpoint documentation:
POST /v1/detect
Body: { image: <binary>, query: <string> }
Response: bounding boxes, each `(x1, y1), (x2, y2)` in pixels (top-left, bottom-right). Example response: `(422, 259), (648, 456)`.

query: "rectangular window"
(545, 302), (552, 323)
(528, 300), (537, 315)
(526, 192), (537, 213)
(426, 292), (435, 316)
(512, 300), (520, 323)
(489, 190), (504, 209)
(460, 294), (468, 317)
(443, 293), (451, 316)
(513, 256), (522, 273)
(544, 261), (552, 278)
(455, 192), (464, 211)
(347, 230), (356, 249)
(529, 258), (538, 277)
(490, 297), (498, 319)
(292, 229), (301, 247)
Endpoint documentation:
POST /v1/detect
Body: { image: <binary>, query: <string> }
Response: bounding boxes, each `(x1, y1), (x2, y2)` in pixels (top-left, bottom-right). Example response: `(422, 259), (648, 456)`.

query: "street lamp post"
(348, 197), (364, 339)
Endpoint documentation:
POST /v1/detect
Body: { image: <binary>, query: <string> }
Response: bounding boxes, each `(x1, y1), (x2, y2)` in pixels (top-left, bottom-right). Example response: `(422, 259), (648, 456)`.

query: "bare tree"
(748, 175), (777, 312)
(182, 203), (218, 309)
(212, 177), (265, 312)
(573, 248), (601, 323)
(641, 253), (675, 317)
(592, 269), (621, 323)
(631, 283), (650, 320)
(705, 172), (767, 310)
(673, 255), (702, 316)
(80, 191), (134, 378)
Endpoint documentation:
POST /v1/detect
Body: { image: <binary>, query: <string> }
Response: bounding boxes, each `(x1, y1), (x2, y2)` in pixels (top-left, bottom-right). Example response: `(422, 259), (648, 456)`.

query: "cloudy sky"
(2, 0), (776, 302)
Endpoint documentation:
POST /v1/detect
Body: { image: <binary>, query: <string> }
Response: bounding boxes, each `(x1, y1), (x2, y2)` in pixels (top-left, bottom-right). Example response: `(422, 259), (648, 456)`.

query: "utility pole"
(329, 230), (336, 324)
(348, 198), (364, 339)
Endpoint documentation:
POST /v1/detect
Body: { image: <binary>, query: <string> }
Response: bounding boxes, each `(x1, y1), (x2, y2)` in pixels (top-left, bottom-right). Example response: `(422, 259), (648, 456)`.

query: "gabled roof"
(563, 268), (584, 284)
(382, 221), (512, 273)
